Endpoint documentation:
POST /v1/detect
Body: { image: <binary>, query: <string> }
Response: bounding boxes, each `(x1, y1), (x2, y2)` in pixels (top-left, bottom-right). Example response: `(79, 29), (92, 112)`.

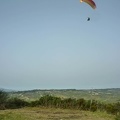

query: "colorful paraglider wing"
(80, 0), (96, 9)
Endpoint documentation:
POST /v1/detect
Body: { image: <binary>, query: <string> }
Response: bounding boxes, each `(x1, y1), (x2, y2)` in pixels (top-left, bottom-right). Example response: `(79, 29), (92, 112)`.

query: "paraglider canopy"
(80, 0), (96, 9)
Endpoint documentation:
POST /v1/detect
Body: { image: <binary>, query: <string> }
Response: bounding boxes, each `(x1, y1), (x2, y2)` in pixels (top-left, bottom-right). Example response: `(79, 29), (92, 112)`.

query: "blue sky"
(0, 0), (120, 90)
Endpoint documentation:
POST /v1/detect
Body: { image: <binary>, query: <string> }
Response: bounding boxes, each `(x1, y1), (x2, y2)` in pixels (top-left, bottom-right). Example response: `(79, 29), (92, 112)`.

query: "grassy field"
(0, 107), (115, 120)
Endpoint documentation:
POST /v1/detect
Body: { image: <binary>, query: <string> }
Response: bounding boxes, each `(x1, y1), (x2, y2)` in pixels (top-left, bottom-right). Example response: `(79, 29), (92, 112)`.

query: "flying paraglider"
(80, 0), (96, 9)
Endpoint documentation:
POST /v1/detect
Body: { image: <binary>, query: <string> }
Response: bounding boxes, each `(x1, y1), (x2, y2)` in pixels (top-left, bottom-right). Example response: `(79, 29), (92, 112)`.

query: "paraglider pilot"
(87, 17), (90, 21)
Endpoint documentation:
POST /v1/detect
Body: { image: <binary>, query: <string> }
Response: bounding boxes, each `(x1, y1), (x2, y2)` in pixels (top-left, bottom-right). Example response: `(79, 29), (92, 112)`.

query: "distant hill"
(8, 88), (120, 103)
(0, 88), (15, 92)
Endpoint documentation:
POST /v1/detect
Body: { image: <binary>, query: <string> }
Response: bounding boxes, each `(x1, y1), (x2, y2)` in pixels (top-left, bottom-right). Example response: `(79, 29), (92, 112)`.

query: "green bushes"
(0, 90), (8, 110)
(0, 90), (29, 109)
(6, 98), (29, 109)
(29, 95), (120, 115)
(29, 95), (99, 112)
(115, 114), (120, 120)
(105, 102), (120, 115)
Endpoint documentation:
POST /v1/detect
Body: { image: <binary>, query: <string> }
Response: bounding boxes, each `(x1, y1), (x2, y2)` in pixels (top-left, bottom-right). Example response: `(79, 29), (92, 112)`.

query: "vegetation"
(6, 97), (29, 109)
(115, 114), (120, 120)
(0, 107), (115, 120)
(0, 89), (120, 119)
(9, 88), (120, 103)
(0, 90), (8, 110)
(29, 95), (120, 115)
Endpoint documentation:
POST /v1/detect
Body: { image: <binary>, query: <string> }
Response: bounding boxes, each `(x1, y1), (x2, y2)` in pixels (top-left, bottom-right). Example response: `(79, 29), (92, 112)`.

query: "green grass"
(0, 112), (27, 120)
(0, 107), (115, 120)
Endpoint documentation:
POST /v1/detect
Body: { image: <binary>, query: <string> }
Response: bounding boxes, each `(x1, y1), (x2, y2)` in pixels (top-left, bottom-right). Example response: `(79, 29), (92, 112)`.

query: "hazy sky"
(0, 0), (120, 90)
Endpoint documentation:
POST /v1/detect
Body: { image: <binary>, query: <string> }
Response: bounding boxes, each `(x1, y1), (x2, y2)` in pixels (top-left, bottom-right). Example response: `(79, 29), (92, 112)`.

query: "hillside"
(8, 88), (120, 103)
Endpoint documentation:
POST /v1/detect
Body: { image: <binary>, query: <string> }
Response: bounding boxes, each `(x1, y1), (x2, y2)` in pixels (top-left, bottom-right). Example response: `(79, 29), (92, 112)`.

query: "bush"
(115, 114), (120, 120)
(6, 98), (29, 109)
(90, 105), (97, 112)
(30, 100), (39, 107)
(76, 98), (86, 110)
(105, 103), (120, 115)
(0, 90), (8, 110)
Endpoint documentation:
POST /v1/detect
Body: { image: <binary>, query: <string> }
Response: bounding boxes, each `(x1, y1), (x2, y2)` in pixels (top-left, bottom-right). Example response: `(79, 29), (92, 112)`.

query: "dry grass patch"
(0, 107), (115, 120)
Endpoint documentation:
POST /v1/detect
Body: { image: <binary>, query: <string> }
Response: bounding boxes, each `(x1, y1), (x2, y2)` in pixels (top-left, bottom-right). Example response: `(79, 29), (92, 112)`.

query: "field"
(0, 107), (115, 120)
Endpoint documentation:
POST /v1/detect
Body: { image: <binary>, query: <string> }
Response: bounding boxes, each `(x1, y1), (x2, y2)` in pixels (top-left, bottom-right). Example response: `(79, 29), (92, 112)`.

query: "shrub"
(6, 97), (29, 109)
(115, 114), (120, 120)
(90, 105), (97, 112)
(76, 98), (86, 110)
(0, 90), (8, 110)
